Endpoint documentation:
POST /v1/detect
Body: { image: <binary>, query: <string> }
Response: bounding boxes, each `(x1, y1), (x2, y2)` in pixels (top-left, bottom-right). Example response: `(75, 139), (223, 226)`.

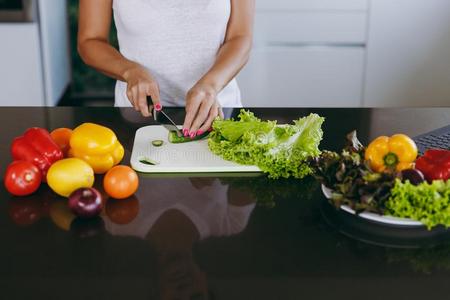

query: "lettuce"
(208, 110), (325, 179)
(386, 180), (450, 229)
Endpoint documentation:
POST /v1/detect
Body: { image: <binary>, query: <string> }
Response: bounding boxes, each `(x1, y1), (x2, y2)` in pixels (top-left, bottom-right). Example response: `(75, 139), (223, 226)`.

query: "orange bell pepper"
(365, 134), (418, 172)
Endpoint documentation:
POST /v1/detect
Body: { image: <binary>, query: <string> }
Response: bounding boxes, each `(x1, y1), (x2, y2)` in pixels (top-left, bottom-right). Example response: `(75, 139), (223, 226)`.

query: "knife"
(153, 107), (183, 137)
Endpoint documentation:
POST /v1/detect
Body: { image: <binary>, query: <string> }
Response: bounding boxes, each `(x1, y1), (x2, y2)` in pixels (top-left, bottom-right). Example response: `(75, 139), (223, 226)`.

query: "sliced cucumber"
(151, 140), (164, 147)
(139, 157), (159, 165)
(168, 130), (210, 144)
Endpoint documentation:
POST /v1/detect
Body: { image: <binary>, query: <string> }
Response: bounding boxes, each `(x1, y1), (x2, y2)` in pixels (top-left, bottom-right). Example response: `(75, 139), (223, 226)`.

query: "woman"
(78, 0), (255, 138)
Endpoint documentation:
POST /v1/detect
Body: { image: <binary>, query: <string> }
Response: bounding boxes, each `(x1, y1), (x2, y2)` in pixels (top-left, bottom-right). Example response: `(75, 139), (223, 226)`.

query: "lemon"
(47, 158), (94, 197)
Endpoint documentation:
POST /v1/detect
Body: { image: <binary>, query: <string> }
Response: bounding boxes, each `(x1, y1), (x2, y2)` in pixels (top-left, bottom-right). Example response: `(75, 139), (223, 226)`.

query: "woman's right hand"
(123, 64), (162, 117)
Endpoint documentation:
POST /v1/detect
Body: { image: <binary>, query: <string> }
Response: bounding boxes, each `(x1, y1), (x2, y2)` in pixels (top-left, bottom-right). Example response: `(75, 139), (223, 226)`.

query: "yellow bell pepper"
(69, 123), (124, 174)
(365, 134), (418, 172)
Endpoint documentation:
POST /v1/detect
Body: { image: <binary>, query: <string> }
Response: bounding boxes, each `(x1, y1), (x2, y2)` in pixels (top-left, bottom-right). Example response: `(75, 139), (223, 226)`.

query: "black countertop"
(1, 107), (450, 300)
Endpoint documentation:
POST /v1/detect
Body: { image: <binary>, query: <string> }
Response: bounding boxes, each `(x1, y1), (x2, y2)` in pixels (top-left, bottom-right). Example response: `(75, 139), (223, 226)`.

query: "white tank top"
(104, 178), (255, 240)
(112, 0), (242, 107)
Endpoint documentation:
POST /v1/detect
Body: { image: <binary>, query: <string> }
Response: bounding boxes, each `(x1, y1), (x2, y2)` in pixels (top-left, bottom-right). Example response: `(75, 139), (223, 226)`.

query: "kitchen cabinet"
(0, 24), (45, 106)
(239, 0), (369, 107)
(240, 0), (450, 107)
(239, 47), (365, 107)
(364, 0), (450, 107)
(0, 0), (70, 106)
(254, 12), (367, 45)
(38, 0), (71, 106)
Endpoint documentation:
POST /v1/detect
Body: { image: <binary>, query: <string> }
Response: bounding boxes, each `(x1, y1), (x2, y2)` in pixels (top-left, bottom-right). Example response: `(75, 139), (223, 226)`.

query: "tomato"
(4, 161), (42, 196)
(47, 158), (95, 197)
(8, 198), (42, 226)
(103, 165), (139, 199)
(50, 128), (73, 157)
(106, 196), (139, 224)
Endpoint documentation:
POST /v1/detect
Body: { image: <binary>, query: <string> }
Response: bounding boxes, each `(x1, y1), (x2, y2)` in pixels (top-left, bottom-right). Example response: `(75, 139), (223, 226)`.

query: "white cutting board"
(130, 125), (261, 174)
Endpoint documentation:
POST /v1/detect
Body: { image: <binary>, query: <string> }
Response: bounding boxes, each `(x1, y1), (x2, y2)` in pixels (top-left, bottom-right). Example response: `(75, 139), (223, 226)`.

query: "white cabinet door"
(238, 46), (365, 107)
(38, 0), (71, 106)
(255, 12), (367, 45)
(364, 0), (450, 107)
(256, 0), (369, 11)
(0, 24), (45, 106)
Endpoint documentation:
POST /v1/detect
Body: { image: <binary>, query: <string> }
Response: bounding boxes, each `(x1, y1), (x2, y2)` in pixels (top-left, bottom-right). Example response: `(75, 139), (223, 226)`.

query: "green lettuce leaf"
(386, 180), (450, 229)
(208, 110), (325, 179)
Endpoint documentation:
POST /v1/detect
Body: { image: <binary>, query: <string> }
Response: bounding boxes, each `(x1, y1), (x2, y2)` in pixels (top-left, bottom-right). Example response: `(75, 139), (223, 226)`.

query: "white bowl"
(321, 184), (424, 227)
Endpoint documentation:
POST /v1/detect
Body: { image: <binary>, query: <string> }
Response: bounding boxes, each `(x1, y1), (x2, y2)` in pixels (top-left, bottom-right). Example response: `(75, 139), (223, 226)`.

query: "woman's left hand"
(182, 83), (224, 138)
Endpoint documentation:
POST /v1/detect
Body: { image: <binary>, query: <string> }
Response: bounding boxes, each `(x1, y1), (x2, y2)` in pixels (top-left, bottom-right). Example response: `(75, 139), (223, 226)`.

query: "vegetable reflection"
(105, 196), (140, 225)
(221, 175), (319, 208)
(8, 198), (43, 227)
(386, 243), (450, 274)
(49, 200), (76, 231)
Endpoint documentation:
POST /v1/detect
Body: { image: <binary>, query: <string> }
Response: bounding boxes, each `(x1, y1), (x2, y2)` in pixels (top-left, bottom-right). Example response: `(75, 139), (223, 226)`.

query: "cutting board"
(130, 125), (261, 174)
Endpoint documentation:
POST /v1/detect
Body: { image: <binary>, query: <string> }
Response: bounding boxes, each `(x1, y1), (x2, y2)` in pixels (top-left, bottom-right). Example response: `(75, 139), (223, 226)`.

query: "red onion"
(400, 169), (425, 186)
(68, 188), (103, 218)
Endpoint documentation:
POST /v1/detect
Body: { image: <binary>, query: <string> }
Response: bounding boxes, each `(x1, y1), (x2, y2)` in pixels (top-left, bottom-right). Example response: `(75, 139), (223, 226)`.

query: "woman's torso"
(104, 178), (255, 240)
(113, 0), (242, 107)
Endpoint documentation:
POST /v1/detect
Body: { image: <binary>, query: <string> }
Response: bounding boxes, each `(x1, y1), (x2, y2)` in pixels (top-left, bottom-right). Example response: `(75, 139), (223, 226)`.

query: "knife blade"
(153, 108), (183, 137)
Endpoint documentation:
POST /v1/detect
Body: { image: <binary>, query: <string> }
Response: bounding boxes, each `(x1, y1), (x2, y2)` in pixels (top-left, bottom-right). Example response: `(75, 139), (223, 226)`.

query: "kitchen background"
(0, 0), (450, 107)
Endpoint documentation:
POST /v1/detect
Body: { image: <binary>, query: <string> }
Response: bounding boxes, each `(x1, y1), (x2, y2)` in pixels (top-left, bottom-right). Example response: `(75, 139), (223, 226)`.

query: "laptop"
(413, 124), (450, 155)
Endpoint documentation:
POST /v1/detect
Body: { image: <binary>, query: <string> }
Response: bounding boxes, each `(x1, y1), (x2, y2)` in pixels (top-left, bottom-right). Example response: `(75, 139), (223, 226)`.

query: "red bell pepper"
(415, 149), (450, 182)
(11, 128), (63, 178)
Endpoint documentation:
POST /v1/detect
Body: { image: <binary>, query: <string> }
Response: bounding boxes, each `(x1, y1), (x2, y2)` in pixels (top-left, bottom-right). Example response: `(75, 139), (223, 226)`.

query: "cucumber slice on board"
(168, 131), (210, 144)
(139, 157), (159, 165)
(151, 140), (164, 147)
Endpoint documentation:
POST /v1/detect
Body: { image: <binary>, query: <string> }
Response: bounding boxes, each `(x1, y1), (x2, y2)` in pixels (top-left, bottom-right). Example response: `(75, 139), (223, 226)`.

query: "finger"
(131, 86), (140, 111)
(218, 106), (224, 119)
(137, 84), (150, 117)
(126, 89), (138, 111)
(147, 82), (162, 111)
(182, 93), (202, 136)
(190, 98), (214, 137)
(198, 104), (218, 133)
